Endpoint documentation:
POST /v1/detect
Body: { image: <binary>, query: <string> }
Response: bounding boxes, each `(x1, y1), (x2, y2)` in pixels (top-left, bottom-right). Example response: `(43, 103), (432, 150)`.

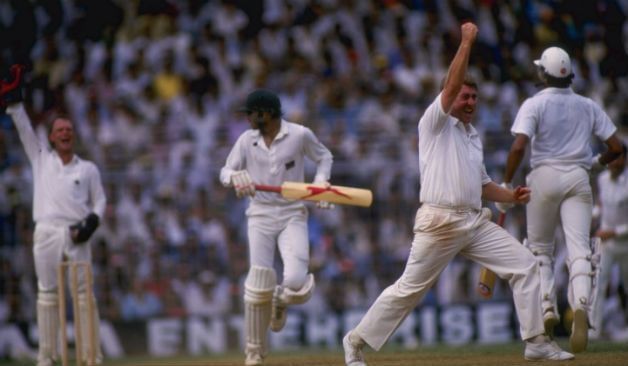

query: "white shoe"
(343, 331), (367, 366)
(245, 351), (264, 366)
(82, 354), (103, 365)
(570, 308), (588, 353)
(270, 286), (287, 332)
(36, 357), (53, 366)
(524, 340), (574, 361)
(588, 328), (601, 341)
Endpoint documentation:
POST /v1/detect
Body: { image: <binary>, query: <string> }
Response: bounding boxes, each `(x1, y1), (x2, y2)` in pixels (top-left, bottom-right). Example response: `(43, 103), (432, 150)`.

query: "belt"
(422, 203), (480, 213)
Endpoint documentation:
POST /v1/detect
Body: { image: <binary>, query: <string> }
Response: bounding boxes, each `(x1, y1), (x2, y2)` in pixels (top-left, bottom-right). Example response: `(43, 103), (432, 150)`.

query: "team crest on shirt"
(285, 160), (295, 170)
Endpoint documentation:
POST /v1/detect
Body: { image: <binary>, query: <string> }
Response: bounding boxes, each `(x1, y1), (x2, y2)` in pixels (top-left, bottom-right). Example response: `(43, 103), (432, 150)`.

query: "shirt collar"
(453, 118), (478, 137)
(53, 151), (79, 166)
(537, 87), (574, 96)
(250, 119), (289, 140)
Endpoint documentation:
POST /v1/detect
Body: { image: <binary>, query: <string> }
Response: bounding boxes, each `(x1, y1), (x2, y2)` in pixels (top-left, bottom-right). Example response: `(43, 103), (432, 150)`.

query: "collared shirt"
(220, 119), (333, 206)
(597, 168), (628, 241)
(418, 93), (491, 210)
(7, 104), (106, 225)
(511, 87), (617, 171)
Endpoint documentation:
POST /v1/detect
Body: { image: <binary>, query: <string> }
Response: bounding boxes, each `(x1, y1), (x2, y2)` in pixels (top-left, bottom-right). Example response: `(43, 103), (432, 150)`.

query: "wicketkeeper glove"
(0, 64), (25, 110)
(231, 170), (255, 198)
(495, 182), (514, 213)
(69, 213), (100, 244)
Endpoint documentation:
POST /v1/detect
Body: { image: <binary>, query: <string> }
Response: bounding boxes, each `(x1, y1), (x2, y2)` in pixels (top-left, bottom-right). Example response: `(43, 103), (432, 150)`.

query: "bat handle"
(478, 283), (492, 298)
(254, 184), (282, 193)
(496, 212), (506, 226)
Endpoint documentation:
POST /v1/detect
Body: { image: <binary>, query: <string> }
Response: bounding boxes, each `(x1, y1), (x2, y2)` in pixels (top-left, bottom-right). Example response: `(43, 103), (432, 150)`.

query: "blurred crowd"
(1, 0), (627, 334)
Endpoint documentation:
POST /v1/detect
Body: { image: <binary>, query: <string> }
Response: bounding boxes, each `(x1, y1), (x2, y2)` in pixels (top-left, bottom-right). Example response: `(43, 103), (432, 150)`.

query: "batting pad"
(280, 273), (315, 305)
(244, 266), (276, 355)
(78, 292), (103, 363)
(568, 256), (594, 312)
(37, 291), (59, 361)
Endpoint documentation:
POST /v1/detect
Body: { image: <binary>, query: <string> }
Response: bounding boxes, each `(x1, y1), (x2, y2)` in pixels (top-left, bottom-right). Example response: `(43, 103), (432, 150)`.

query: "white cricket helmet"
(534, 47), (572, 78)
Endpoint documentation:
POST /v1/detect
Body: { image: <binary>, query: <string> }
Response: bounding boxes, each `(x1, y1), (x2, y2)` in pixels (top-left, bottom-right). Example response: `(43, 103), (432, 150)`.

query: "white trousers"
(34, 222), (94, 292)
(354, 205), (544, 350)
(247, 203), (309, 290)
(525, 165), (593, 310)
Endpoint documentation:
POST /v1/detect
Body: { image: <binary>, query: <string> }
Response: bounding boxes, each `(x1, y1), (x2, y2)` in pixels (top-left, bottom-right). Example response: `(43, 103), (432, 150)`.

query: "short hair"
(47, 114), (73, 135)
(541, 71), (574, 88)
(439, 75), (478, 91)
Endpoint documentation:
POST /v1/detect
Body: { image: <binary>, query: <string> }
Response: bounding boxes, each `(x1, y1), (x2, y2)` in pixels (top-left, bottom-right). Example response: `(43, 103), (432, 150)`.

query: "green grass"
(2, 340), (626, 366)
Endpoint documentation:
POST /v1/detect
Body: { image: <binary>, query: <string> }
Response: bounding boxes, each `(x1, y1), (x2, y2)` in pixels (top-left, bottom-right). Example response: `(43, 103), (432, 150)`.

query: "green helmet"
(241, 89), (282, 118)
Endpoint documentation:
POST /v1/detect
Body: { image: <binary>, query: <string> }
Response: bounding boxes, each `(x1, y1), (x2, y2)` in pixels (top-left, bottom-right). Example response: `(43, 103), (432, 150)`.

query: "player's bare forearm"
(599, 134), (624, 165)
(504, 134), (528, 183)
(482, 182), (530, 204)
(441, 23), (477, 111)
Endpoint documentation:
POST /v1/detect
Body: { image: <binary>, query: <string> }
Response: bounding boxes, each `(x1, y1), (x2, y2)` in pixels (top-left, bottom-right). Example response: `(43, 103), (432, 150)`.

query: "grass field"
(2, 340), (626, 366)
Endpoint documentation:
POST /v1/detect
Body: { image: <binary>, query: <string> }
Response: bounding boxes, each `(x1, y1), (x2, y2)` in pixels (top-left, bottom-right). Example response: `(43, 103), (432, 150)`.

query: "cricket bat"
(477, 212), (506, 298)
(255, 182), (373, 207)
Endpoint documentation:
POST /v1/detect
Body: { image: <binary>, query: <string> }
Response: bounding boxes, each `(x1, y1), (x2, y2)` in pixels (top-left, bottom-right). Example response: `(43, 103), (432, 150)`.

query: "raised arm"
(440, 23), (478, 113)
(6, 103), (44, 163)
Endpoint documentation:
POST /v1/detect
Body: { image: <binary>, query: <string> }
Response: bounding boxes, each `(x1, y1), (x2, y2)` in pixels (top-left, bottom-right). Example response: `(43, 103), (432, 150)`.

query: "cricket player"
(500, 46), (624, 353)
(343, 23), (573, 366)
(220, 89), (333, 366)
(590, 144), (628, 339)
(1, 65), (106, 366)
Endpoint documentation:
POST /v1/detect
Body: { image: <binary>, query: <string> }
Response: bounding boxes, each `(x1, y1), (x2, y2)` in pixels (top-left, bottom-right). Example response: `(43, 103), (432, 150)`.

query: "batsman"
(1, 65), (105, 365)
(500, 46), (624, 352)
(220, 89), (333, 366)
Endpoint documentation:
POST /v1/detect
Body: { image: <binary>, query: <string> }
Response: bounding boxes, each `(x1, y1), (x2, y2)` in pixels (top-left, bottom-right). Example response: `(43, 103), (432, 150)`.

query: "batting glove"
(495, 182), (514, 213)
(314, 181), (335, 210)
(231, 170), (255, 198)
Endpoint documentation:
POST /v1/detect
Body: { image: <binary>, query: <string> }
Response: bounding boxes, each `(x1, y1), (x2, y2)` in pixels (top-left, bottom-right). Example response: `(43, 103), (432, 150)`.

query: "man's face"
(49, 118), (74, 153)
(247, 109), (273, 130)
(451, 84), (478, 124)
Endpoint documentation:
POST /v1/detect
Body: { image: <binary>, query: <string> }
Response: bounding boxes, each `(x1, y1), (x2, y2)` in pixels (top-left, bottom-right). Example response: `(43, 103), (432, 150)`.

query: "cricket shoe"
(270, 286), (287, 332)
(570, 308), (588, 353)
(343, 331), (367, 366)
(524, 339), (574, 361)
(36, 359), (53, 366)
(245, 351), (264, 366)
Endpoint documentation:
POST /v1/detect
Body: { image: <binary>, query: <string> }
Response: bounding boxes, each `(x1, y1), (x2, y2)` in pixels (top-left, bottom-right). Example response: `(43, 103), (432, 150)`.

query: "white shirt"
(511, 87), (617, 170)
(7, 104), (106, 225)
(418, 93), (491, 210)
(220, 120), (333, 207)
(597, 168), (628, 241)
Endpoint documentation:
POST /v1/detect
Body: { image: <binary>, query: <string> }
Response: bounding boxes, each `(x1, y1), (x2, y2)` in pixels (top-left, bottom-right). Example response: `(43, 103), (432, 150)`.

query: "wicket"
(57, 261), (97, 366)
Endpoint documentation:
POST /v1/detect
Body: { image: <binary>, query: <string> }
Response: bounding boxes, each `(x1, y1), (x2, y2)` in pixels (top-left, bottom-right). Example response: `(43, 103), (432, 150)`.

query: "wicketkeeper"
(2, 65), (106, 366)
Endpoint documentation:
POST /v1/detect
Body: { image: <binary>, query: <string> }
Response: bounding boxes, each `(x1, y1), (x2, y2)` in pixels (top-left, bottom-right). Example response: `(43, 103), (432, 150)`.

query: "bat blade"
(477, 212), (506, 298)
(256, 182), (373, 207)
